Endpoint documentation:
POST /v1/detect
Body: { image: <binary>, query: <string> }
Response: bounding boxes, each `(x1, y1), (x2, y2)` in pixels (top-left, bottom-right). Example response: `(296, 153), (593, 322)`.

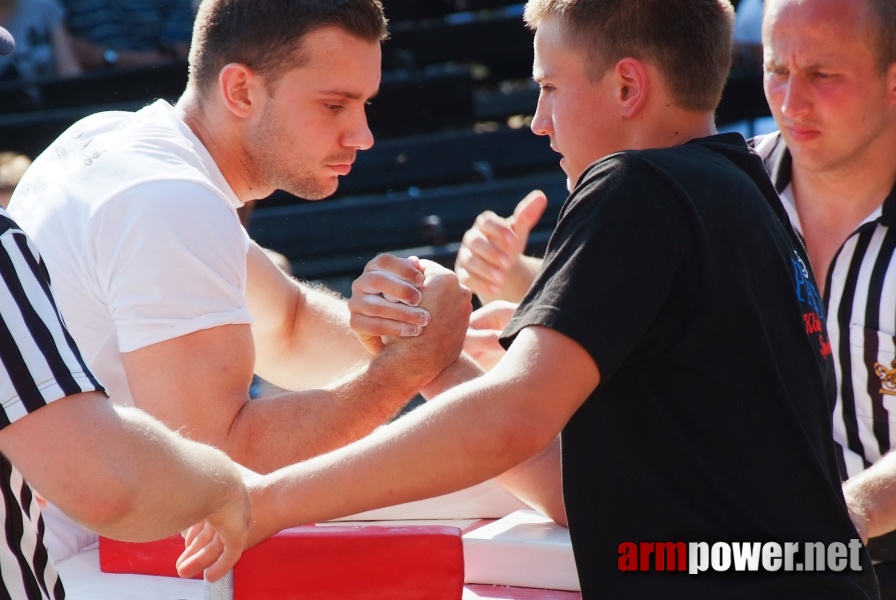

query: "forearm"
(420, 354), (483, 399)
(251, 375), (554, 543)
(84, 407), (245, 541)
(7, 394), (244, 543)
(123, 323), (451, 475)
(227, 347), (442, 473)
(70, 36), (184, 70)
(51, 27), (83, 77)
(843, 452), (896, 541)
(246, 327), (596, 546)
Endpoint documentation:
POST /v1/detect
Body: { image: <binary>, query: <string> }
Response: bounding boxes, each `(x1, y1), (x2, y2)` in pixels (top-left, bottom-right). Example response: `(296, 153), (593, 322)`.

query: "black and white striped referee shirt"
(0, 209), (103, 599)
(755, 132), (896, 480)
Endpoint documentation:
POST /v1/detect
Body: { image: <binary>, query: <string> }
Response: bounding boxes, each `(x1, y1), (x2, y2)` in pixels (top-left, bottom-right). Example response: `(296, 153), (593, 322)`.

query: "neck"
(789, 118), (896, 225)
(791, 158), (896, 227)
(176, 88), (273, 202)
(788, 150), (896, 292)
(632, 109), (717, 151)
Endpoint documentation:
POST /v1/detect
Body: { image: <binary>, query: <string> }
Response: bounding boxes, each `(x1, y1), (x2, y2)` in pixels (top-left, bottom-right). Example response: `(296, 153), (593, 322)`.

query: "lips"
(785, 124), (821, 143)
(328, 163), (353, 176)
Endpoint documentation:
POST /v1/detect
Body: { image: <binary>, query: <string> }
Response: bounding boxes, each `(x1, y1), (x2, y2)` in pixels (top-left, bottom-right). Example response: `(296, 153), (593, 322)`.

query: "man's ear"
(614, 57), (649, 118)
(218, 63), (262, 118)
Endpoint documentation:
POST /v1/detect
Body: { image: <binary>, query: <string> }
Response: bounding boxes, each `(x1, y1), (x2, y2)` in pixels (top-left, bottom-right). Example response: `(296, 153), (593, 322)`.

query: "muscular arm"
(122, 260), (471, 474)
(244, 326), (598, 545)
(246, 244), (431, 389)
(0, 392), (249, 580)
(69, 37), (188, 70)
(419, 349), (567, 525)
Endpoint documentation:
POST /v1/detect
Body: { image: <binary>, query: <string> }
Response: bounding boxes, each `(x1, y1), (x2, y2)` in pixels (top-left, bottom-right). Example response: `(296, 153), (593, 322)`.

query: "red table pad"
(100, 523), (465, 598)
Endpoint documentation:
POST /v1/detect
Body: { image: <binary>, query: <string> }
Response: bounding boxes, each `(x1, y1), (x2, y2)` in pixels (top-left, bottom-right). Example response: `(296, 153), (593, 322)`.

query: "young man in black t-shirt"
(223, 1), (879, 597)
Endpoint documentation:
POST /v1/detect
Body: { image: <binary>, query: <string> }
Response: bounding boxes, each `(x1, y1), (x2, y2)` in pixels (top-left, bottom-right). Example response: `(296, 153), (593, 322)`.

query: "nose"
(530, 92), (553, 137)
(345, 111), (375, 151)
(778, 74), (811, 120)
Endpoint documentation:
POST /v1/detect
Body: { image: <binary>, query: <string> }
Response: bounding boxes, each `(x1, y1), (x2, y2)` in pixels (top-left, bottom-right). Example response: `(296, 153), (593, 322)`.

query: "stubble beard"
(249, 107), (342, 201)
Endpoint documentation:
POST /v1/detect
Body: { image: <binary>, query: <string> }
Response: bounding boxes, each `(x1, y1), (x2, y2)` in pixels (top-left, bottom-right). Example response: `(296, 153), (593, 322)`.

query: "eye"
(325, 103), (343, 111)
(765, 66), (787, 77)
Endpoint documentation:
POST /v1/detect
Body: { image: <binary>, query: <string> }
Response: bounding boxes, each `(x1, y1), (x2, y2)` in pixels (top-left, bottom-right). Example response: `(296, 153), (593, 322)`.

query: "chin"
(288, 180), (339, 201)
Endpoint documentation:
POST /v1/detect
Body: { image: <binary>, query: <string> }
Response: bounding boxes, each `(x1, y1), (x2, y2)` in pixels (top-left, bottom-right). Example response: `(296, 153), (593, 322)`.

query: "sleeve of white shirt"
(89, 180), (253, 353)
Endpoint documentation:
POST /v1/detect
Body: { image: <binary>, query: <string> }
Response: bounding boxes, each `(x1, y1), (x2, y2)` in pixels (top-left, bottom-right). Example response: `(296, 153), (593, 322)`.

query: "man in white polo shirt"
(8, 0), (473, 561)
(0, 24), (251, 598)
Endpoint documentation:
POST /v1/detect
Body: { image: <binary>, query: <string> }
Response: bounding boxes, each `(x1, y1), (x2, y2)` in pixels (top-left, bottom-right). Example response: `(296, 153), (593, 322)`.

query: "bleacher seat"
(383, 5), (533, 83)
(248, 172), (568, 282)
(0, 63), (477, 156)
(261, 122), (558, 207)
(0, 8), (773, 291)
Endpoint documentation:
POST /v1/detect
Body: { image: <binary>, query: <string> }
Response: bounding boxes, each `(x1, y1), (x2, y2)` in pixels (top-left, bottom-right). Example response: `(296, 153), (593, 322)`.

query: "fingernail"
(402, 325), (422, 336)
(418, 311), (430, 326)
(415, 272), (425, 285)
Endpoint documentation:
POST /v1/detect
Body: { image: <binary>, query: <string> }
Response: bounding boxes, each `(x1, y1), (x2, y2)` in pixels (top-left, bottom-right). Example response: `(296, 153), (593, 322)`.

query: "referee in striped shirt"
(756, 0), (896, 595)
(0, 27), (252, 597)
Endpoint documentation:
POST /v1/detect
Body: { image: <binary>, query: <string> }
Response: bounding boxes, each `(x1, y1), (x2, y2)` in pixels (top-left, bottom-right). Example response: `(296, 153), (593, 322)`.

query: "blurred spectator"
(0, 151), (30, 209)
(733, 0), (762, 69)
(0, 0), (82, 81)
(62, 0), (194, 71)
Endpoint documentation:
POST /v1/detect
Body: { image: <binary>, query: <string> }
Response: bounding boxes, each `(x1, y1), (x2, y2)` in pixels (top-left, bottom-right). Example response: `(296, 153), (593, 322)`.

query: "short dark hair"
(865, 0), (896, 73)
(523, 0), (734, 112)
(189, 0), (388, 97)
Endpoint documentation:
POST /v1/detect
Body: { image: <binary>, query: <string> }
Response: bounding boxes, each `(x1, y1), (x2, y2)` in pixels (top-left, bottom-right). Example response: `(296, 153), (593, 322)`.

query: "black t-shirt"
(502, 134), (878, 599)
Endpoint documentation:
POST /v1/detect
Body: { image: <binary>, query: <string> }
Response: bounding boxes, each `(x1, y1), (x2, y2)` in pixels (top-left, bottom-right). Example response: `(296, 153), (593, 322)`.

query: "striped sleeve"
(0, 213), (103, 426)
(0, 457), (65, 600)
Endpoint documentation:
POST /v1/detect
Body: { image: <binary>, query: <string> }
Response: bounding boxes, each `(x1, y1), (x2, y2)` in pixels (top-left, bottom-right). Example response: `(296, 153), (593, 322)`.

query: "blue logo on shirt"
(791, 252), (830, 358)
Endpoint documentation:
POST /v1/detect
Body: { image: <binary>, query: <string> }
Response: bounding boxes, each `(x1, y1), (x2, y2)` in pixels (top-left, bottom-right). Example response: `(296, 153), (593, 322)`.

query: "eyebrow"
(317, 89), (380, 101)
(532, 68), (549, 83)
(765, 53), (839, 70)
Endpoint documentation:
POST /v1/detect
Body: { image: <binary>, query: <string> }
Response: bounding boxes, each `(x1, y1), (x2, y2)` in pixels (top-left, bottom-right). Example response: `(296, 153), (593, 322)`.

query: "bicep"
(245, 241), (301, 347)
(120, 324), (255, 448)
(486, 325), (600, 448)
(486, 327), (596, 523)
(246, 243), (370, 387)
